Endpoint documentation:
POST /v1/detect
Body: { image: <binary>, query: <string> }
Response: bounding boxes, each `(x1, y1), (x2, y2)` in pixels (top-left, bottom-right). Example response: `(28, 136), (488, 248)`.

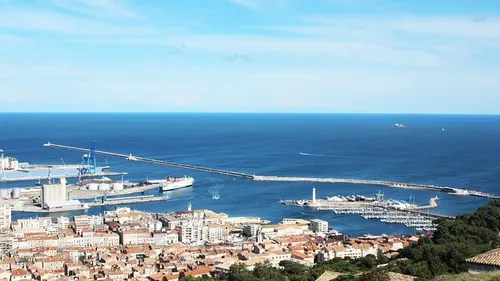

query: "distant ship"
(161, 176), (194, 191)
(395, 123), (405, 128)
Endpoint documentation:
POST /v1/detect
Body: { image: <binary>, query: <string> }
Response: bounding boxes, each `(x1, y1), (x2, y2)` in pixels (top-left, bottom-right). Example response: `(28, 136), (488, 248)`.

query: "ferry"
(395, 123), (405, 128)
(161, 176), (194, 191)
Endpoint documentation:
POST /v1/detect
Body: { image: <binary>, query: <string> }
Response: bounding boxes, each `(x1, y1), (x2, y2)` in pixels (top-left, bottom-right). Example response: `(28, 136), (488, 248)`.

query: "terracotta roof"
(466, 248), (500, 267)
(184, 266), (212, 277)
(11, 268), (30, 277)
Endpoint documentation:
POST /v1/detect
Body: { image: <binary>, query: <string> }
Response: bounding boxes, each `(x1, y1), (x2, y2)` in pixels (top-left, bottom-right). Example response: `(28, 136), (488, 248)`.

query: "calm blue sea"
(1, 113), (499, 237)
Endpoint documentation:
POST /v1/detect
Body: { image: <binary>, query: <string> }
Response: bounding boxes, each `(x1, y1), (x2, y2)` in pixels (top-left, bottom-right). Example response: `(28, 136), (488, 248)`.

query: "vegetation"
(181, 200), (500, 281)
(397, 200), (500, 280)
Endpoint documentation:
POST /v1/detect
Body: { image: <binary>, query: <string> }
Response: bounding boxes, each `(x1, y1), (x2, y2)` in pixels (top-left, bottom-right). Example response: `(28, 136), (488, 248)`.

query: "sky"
(0, 0), (499, 114)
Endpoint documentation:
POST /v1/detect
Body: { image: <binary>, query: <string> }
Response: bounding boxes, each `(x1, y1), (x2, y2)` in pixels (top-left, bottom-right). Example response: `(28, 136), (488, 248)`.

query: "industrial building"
(0, 204), (11, 229)
(41, 177), (85, 211)
(41, 178), (68, 206)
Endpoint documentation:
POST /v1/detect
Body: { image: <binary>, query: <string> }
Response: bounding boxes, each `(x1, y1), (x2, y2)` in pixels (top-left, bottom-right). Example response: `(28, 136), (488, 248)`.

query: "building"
(14, 217), (52, 231)
(0, 204), (11, 229)
(309, 219), (328, 233)
(243, 224), (261, 237)
(153, 231), (179, 245)
(10, 268), (31, 281)
(57, 216), (70, 229)
(120, 229), (152, 245)
(41, 179), (67, 206)
(466, 248), (500, 273)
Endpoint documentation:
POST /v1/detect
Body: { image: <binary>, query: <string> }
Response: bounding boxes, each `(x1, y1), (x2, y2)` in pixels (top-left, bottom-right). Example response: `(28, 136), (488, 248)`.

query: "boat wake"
(300, 152), (359, 158)
(300, 152), (329, 157)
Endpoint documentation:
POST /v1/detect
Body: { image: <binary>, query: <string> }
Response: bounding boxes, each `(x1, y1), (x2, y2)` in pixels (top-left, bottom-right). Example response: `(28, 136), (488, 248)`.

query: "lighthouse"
(312, 186), (316, 203)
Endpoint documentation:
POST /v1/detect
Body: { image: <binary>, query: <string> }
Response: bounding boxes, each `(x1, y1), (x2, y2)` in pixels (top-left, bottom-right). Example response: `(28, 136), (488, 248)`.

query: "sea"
(1, 113), (499, 237)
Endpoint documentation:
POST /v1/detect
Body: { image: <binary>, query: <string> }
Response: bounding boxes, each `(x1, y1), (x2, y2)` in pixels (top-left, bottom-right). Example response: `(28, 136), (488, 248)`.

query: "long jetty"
(43, 142), (253, 179)
(43, 143), (500, 200)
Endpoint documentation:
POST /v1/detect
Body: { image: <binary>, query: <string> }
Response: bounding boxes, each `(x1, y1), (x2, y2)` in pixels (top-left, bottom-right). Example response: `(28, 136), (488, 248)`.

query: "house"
(182, 266), (212, 278)
(10, 268), (31, 281)
(466, 248), (500, 273)
(147, 272), (179, 281)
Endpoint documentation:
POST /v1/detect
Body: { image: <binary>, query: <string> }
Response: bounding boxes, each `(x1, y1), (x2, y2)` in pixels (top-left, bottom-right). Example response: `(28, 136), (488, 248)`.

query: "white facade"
(153, 232), (179, 245)
(14, 217), (52, 230)
(310, 219), (328, 233)
(120, 229), (153, 245)
(147, 220), (163, 232)
(92, 232), (119, 247)
(205, 226), (224, 242)
(57, 216), (70, 229)
(0, 157), (19, 170)
(179, 223), (202, 244)
(41, 182), (67, 206)
(0, 204), (11, 229)
(243, 224), (261, 237)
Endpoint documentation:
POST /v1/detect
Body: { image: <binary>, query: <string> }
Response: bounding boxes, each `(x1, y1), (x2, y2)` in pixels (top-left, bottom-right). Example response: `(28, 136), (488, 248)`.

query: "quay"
(280, 187), (454, 221)
(88, 194), (169, 207)
(11, 194), (169, 213)
(43, 142), (500, 200)
(0, 171), (127, 183)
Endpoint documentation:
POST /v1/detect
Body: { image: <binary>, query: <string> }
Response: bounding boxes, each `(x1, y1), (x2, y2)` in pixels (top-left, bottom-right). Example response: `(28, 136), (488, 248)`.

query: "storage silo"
(98, 183), (110, 191)
(0, 189), (9, 199)
(11, 188), (21, 199)
(112, 182), (124, 191)
(88, 183), (99, 190)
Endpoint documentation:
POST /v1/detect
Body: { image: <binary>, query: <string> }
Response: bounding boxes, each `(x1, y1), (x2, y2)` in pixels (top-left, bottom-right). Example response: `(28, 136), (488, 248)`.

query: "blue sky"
(0, 0), (499, 113)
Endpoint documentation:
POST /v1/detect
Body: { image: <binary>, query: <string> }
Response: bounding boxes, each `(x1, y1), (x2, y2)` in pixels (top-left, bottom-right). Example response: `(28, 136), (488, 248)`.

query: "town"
(0, 201), (421, 281)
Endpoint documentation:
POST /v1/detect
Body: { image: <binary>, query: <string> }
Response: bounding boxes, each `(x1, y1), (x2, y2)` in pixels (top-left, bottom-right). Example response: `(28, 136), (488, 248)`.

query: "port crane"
(79, 141), (97, 176)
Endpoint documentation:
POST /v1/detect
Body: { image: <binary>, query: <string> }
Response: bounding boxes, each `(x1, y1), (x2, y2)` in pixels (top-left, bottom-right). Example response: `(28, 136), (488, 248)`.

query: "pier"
(43, 142), (253, 179)
(0, 171), (126, 183)
(88, 195), (169, 207)
(43, 142), (500, 200)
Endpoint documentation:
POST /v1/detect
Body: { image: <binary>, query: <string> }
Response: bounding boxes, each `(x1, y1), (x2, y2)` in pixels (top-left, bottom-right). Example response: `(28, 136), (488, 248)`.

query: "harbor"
(280, 187), (452, 231)
(42, 142), (500, 200)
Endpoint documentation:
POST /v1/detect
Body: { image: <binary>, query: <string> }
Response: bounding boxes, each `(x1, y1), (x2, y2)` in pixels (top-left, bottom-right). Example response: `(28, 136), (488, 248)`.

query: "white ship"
(161, 176), (194, 191)
(395, 123), (405, 128)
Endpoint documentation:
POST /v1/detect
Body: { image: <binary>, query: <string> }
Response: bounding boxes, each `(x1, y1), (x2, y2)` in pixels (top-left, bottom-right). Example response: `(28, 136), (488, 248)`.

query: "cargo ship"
(161, 176), (195, 191)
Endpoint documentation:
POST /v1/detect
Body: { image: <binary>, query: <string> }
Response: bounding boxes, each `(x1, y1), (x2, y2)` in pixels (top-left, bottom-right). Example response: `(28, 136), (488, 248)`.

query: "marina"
(280, 187), (451, 231)
(43, 142), (500, 200)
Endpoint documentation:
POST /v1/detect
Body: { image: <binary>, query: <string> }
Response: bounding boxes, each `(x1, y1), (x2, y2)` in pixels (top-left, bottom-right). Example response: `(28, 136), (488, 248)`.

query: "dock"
(12, 194), (169, 213)
(0, 171), (127, 183)
(88, 195), (169, 207)
(43, 142), (500, 200)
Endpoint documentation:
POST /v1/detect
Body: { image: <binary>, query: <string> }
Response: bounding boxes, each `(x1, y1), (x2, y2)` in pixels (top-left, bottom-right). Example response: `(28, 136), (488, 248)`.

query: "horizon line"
(0, 112), (499, 116)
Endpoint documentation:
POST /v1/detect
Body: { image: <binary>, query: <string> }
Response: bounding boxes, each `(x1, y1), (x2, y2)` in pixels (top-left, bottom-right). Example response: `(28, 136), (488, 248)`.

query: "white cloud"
(51, 0), (141, 20)
(0, 8), (153, 36)
(1, 61), (500, 113)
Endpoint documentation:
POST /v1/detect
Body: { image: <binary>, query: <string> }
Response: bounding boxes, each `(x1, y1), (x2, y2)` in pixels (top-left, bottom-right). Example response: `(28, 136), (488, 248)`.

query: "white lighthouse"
(187, 202), (192, 211)
(312, 186), (316, 203)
